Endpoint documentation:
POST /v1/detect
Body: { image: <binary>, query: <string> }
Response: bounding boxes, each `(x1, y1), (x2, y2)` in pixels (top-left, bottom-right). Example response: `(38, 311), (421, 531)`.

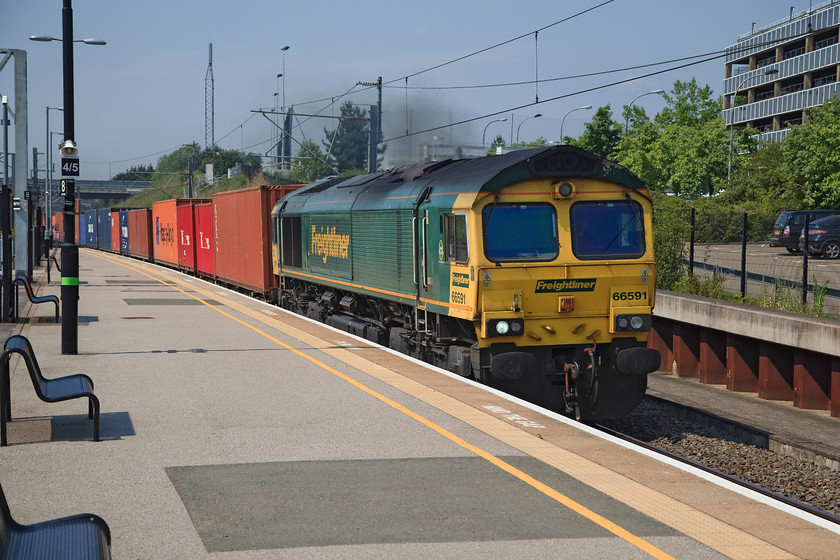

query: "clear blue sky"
(0, 0), (817, 179)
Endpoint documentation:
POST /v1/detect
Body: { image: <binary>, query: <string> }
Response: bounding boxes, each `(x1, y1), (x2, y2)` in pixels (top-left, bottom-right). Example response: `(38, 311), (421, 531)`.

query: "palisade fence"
(681, 208), (840, 313)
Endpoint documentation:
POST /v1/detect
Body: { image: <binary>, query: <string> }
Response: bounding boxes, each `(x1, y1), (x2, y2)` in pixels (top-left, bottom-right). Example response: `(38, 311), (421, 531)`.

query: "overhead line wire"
(381, 52), (725, 143)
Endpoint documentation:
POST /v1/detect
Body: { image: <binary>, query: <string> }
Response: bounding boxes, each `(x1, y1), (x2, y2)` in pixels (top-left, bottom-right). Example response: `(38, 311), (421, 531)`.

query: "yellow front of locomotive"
(460, 175), (659, 421)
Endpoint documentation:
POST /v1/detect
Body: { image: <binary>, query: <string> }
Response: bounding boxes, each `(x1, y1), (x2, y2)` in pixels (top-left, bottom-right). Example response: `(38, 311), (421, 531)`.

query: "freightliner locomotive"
(271, 145), (661, 421)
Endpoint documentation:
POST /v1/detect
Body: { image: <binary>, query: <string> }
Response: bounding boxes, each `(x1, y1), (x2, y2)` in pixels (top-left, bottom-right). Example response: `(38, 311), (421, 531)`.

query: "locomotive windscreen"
(569, 200), (645, 260)
(482, 203), (558, 262)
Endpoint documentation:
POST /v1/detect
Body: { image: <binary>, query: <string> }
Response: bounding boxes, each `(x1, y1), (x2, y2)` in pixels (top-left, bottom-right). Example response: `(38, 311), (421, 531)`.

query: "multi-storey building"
(724, 0), (840, 142)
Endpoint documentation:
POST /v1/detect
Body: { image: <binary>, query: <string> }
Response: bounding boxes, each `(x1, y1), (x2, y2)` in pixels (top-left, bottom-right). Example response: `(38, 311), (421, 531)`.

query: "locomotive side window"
(281, 215), (302, 268)
(482, 203), (558, 262)
(570, 200), (645, 260)
(445, 214), (469, 263)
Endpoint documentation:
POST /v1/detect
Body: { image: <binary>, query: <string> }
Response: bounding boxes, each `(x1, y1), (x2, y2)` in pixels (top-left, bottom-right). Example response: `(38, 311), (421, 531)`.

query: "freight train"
(63, 145), (660, 421)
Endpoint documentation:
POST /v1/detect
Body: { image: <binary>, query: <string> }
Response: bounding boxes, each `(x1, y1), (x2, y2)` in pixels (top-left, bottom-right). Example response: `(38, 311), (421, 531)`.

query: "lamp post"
(624, 89), (664, 134)
(274, 73), (281, 171)
(482, 118), (507, 148)
(280, 46), (289, 171)
(30, 0), (106, 354)
(728, 68), (778, 180)
(49, 131), (64, 214)
(45, 106), (63, 244)
(516, 113), (542, 144)
(560, 105), (592, 143)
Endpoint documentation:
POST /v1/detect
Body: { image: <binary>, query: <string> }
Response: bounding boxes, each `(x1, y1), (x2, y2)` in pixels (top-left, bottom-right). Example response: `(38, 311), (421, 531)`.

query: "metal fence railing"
(683, 209), (840, 314)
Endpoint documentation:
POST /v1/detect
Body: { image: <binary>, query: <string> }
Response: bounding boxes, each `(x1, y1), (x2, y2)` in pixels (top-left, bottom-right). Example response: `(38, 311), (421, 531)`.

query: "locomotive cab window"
(482, 202), (558, 262)
(445, 214), (469, 263)
(570, 200), (645, 260)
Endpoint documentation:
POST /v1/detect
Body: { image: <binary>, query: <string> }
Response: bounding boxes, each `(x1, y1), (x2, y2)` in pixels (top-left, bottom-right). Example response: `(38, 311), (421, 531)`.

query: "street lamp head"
(764, 69), (779, 76)
(582, 105), (593, 110)
(30, 35), (106, 45)
(281, 45), (290, 52)
(653, 89), (665, 94)
(500, 117), (508, 122)
(534, 113), (543, 118)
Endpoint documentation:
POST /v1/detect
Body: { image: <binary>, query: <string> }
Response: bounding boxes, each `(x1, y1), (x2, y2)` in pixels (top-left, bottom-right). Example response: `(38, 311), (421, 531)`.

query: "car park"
(798, 215), (840, 259)
(769, 209), (839, 253)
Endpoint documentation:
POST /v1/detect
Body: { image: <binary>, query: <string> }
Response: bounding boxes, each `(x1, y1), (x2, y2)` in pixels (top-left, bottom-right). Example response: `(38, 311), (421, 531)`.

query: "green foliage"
(572, 105), (622, 159)
(755, 278), (830, 317)
(673, 274), (736, 300)
(655, 78), (722, 128)
(649, 191), (690, 290)
(784, 97), (840, 208)
(323, 101), (370, 173)
(723, 141), (800, 210)
(655, 119), (729, 198)
(512, 136), (549, 149)
(112, 164), (154, 181)
(291, 139), (331, 183)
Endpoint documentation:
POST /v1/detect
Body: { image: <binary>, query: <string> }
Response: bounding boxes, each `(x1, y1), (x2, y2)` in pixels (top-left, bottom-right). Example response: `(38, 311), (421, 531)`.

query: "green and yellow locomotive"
(271, 145), (660, 421)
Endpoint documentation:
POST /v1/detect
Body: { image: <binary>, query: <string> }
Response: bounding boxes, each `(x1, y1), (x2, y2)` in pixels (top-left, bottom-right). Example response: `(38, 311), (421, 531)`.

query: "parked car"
(798, 215), (840, 259)
(769, 209), (839, 253)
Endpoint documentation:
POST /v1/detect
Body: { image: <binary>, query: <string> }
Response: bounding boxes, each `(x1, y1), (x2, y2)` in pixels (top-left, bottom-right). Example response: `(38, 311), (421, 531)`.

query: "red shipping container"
(127, 208), (153, 260)
(176, 199), (210, 272)
(195, 202), (214, 278)
(212, 185), (301, 297)
(52, 212), (63, 243)
(152, 200), (178, 267)
(110, 211), (120, 252)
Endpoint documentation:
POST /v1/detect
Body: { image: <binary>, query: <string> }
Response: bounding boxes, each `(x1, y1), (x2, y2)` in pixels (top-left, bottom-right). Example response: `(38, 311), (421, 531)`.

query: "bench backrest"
(1, 336), (47, 396)
(13, 277), (34, 299)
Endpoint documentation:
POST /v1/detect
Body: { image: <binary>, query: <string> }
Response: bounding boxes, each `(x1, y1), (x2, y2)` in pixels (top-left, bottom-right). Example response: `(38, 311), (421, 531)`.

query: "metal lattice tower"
(205, 43), (214, 151)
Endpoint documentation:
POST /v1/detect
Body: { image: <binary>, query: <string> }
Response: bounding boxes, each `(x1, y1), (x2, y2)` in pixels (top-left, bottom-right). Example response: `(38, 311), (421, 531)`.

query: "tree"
(651, 118), (730, 198)
(112, 164), (154, 181)
(784, 97), (840, 208)
(291, 139), (331, 182)
(323, 101), (370, 173)
(572, 105), (622, 159)
(655, 78), (721, 128)
(512, 136), (549, 149)
(615, 120), (662, 187)
(725, 140), (799, 209)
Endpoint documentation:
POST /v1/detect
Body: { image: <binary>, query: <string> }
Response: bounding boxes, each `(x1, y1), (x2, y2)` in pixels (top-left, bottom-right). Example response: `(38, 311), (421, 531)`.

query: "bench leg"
(90, 395), (100, 442)
(1, 368), (8, 446)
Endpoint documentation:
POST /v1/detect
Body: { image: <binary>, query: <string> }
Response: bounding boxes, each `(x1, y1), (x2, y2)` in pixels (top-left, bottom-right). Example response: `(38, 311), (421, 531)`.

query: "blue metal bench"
(0, 480), (111, 559)
(0, 335), (100, 446)
(13, 275), (59, 322)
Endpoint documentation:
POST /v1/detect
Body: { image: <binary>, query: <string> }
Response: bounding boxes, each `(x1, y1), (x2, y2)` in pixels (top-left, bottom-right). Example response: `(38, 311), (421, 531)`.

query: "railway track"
(599, 397), (840, 524)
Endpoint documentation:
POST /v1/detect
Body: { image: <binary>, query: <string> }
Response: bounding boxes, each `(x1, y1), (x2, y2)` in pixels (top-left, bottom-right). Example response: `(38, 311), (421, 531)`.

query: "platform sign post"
(60, 0), (79, 354)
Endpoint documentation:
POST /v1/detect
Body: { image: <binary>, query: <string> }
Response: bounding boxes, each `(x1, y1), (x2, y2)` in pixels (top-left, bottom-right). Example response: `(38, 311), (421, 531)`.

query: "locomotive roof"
(280, 145), (645, 213)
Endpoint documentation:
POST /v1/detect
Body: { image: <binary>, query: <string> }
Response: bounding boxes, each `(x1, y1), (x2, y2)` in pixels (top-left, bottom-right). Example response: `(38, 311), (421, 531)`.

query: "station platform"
(1, 249), (839, 559)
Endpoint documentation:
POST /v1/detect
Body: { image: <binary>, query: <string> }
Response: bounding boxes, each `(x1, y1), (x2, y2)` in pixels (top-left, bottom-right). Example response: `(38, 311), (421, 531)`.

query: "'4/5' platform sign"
(61, 157), (80, 176)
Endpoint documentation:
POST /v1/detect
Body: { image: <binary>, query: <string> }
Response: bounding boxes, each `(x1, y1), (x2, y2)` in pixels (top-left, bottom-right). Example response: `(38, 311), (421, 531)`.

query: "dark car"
(798, 215), (840, 259)
(769, 210), (839, 253)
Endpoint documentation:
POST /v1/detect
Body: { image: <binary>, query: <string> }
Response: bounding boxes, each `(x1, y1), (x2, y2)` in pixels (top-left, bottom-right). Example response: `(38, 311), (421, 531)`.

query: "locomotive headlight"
(485, 318), (525, 337)
(613, 313), (651, 332)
